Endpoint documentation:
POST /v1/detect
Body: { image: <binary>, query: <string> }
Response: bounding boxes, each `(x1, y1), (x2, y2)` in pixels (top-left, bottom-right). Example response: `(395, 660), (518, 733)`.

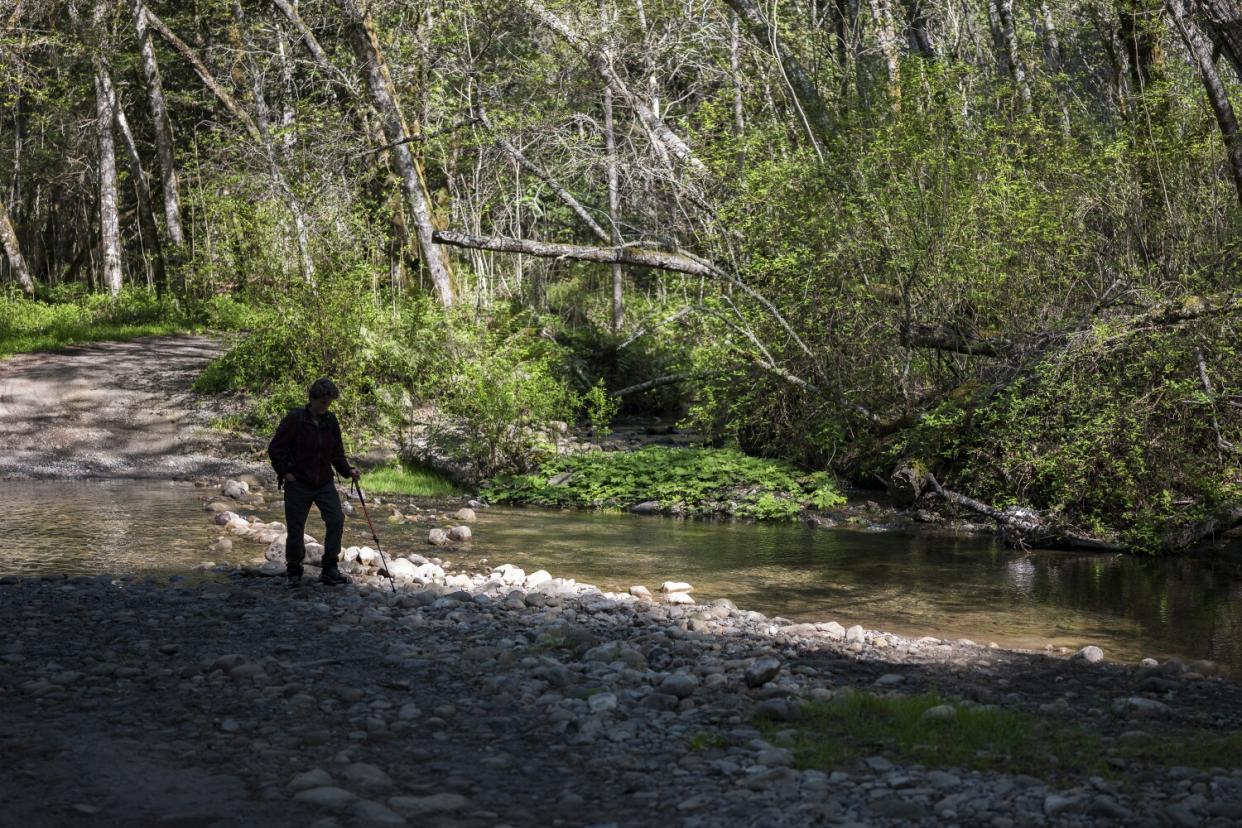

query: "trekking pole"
(352, 478), (397, 594)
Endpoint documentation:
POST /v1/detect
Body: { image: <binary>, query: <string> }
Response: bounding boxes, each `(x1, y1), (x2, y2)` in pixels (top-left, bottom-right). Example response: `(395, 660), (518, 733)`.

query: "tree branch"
(142, 7), (263, 143)
(432, 230), (716, 276)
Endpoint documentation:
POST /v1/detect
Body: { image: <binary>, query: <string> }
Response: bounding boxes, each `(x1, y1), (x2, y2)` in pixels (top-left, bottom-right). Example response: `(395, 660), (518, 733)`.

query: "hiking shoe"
(319, 567), (349, 586)
(287, 573), (303, 589)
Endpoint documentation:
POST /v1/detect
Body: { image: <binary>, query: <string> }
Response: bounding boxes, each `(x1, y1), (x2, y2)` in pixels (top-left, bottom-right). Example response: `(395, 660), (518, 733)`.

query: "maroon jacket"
(267, 406), (353, 488)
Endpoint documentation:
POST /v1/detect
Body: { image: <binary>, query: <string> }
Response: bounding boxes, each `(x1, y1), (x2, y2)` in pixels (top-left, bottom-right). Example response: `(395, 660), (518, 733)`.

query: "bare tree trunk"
(1039, 0), (1063, 64)
(131, 0), (184, 251)
(146, 4), (314, 282)
(93, 61), (123, 296)
(1167, 0), (1242, 206)
(271, 0), (336, 73)
(730, 14), (746, 137)
(1117, 0), (1167, 94)
(867, 0), (905, 101)
(722, 0), (832, 146)
(902, 0), (937, 57)
(831, 0), (859, 109)
(0, 195), (35, 296)
(432, 230), (717, 276)
(1197, 0), (1242, 78)
(1037, 1), (1073, 133)
(142, 7), (263, 141)
(602, 2), (624, 332)
(111, 80), (167, 290)
(340, 0), (455, 306)
(232, 0), (314, 283)
(277, 38), (297, 155)
(990, 0), (1033, 110)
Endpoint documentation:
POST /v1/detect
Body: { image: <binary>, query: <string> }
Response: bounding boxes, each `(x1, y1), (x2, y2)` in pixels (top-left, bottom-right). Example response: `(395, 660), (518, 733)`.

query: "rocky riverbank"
(3, 482), (1242, 827)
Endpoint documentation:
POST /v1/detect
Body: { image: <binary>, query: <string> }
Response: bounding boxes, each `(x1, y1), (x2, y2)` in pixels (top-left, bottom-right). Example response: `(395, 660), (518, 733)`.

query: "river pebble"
(2, 485), (1240, 827)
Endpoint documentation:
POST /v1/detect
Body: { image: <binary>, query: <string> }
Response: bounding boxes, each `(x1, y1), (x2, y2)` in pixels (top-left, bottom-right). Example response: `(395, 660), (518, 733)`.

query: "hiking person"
(267, 378), (360, 587)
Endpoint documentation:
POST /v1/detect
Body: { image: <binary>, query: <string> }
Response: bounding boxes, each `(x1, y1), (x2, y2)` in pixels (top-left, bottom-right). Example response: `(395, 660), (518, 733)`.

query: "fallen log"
(924, 474), (1126, 552)
(1161, 506), (1242, 552)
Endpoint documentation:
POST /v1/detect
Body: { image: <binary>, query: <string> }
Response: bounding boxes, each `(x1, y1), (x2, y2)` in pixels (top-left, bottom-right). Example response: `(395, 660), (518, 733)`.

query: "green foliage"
(190, 271), (436, 442)
(901, 319), (1242, 551)
(0, 289), (193, 357)
(764, 690), (1242, 782)
(582, 381), (618, 437)
(194, 288), (588, 477)
(358, 460), (463, 498)
(484, 446), (842, 519)
(415, 321), (580, 482)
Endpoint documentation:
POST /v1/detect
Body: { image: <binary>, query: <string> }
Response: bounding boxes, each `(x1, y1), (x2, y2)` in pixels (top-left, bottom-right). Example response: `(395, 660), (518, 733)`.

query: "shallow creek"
(7, 480), (1242, 672)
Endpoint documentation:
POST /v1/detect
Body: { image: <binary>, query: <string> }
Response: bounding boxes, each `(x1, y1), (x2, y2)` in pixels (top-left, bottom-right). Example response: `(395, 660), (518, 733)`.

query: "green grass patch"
(483, 445), (843, 519)
(0, 291), (192, 357)
(1112, 728), (1242, 770)
(764, 692), (1106, 780)
(359, 460), (463, 498)
(763, 691), (1242, 783)
(0, 321), (190, 357)
(0, 290), (257, 358)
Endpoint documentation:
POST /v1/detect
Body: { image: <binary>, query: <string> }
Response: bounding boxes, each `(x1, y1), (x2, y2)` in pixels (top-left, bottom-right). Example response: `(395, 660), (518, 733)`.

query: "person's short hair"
(309, 377), (340, 401)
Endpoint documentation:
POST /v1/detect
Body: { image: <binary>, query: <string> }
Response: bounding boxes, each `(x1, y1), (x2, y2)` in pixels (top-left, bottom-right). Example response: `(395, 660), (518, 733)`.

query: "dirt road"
(0, 335), (260, 479)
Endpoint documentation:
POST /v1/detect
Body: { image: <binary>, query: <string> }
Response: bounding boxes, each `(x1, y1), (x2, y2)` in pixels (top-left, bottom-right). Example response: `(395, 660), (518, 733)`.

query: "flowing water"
(7, 481), (1242, 671)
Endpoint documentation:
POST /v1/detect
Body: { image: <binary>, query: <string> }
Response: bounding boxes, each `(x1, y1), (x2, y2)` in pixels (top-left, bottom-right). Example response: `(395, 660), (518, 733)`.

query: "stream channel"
(7, 479), (1242, 672)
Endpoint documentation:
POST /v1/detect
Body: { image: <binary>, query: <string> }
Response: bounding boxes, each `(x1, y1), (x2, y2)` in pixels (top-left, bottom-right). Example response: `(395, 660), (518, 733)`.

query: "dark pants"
(283, 479), (344, 575)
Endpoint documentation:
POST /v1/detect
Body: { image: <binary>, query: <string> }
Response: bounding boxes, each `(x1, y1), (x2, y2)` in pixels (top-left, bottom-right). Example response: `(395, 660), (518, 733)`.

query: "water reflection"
(4, 480), (241, 576)
(5, 482), (1242, 672)
(460, 508), (1242, 671)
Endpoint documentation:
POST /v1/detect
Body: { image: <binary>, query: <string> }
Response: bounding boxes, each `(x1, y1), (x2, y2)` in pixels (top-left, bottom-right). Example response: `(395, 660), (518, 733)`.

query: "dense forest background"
(2, 0), (1241, 550)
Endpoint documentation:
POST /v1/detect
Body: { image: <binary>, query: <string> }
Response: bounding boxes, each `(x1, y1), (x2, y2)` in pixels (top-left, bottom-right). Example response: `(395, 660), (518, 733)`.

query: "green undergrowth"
(0, 289), (258, 358)
(758, 691), (1242, 783)
(483, 446), (843, 519)
(0, 290), (188, 357)
(894, 319), (1242, 552)
(358, 460), (463, 498)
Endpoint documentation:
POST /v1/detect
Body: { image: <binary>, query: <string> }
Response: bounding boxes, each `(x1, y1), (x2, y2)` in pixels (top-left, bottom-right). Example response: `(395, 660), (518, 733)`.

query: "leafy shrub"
(0, 288), (191, 357)
(901, 318), (1242, 551)
(409, 315), (580, 481)
(484, 446), (843, 519)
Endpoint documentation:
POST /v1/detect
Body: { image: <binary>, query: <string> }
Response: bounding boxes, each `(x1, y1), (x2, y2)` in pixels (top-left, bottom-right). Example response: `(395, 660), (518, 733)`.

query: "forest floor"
(3, 337), (1242, 826)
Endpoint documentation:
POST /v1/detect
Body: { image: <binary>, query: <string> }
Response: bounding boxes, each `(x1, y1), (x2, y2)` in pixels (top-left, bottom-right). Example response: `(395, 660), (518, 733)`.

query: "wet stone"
(293, 787), (358, 810)
(745, 658), (782, 688)
(351, 799), (407, 826)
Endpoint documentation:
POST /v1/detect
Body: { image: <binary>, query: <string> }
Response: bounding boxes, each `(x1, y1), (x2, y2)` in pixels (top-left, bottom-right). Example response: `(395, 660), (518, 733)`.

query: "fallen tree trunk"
(924, 474), (1127, 551)
(612, 372), (718, 398)
(432, 230), (716, 277)
(1161, 506), (1242, 552)
(903, 291), (1242, 360)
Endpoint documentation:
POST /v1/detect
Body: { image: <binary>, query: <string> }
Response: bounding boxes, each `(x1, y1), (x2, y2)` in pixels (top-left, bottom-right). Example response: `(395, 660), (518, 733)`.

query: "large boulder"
(427, 529), (450, 546)
(385, 558), (418, 580)
(410, 562), (445, 581)
(221, 479), (250, 500)
(492, 564), (525, 586)
(523, 569), (552, 589)
(448, 525), (472, 542)
(263, 534), (321, 564)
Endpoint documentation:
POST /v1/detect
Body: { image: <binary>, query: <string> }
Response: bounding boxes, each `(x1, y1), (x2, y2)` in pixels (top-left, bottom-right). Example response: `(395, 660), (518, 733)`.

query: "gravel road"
(0, 335), (262, 480)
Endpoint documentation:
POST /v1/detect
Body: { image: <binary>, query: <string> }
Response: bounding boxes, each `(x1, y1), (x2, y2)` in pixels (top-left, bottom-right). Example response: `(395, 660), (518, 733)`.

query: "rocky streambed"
(3, 483), (1242, 826)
